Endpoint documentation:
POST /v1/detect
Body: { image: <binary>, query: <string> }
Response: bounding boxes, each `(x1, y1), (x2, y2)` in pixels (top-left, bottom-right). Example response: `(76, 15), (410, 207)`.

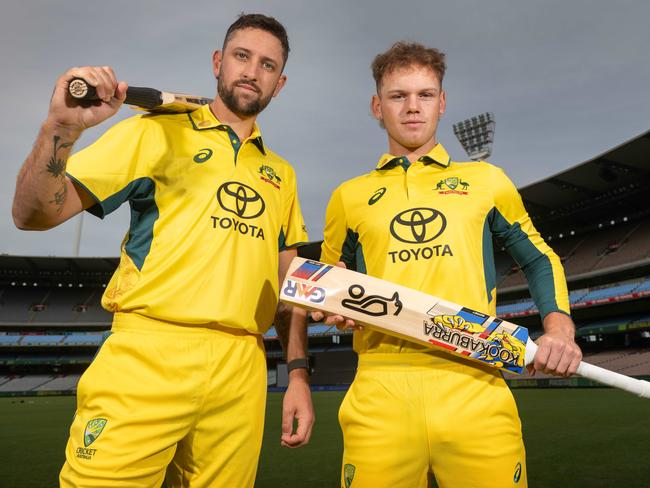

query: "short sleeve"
(66, 116), (163, 218)
(320, 185), (352, 266)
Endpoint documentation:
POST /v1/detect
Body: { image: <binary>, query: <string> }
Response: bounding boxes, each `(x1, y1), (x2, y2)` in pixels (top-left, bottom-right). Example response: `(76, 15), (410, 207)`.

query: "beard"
(217, 78), (273, 117)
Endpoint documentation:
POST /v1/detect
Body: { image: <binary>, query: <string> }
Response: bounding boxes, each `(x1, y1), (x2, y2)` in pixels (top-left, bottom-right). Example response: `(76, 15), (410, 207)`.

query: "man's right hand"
(48, 66), (128, 136)
(311, 310), (362, 331)
(12, 66), (126, 231)
(310, 261), (363, 331)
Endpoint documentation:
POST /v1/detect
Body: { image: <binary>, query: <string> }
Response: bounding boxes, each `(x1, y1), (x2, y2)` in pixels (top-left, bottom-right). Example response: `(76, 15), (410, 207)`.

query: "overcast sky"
(2, 0), (649, 257)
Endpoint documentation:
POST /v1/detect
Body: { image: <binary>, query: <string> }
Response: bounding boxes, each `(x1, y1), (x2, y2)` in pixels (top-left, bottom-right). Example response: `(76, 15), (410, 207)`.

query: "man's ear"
(371, 94), (382, 122)
(212, 50), (223, 79)
(272, 74), (287, 98)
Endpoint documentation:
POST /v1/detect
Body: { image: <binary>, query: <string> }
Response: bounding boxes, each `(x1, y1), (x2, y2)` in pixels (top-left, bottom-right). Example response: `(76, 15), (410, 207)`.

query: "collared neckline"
(187, 104), (266, 155)
(375, 143), (452, 170)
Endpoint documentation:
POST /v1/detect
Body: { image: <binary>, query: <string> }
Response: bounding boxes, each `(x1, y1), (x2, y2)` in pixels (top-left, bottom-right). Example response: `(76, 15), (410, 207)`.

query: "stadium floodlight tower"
(453, 112), (496, 161)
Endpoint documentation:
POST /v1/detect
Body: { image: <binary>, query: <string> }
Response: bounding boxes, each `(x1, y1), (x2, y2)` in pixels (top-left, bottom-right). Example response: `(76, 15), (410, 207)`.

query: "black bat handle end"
(68, 77), (99, 101)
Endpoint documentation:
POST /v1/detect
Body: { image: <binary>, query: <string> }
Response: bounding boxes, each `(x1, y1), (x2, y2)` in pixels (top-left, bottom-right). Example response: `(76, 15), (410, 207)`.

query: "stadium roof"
(520, 129), (650, 233)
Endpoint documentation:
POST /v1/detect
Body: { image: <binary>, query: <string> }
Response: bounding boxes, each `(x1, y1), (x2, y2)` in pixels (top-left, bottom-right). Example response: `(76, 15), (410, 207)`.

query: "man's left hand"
(280, 370), (314, 448)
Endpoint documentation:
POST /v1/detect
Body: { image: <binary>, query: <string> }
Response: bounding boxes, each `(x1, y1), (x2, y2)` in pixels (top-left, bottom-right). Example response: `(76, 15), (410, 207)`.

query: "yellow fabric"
(321, 143), (569, 355)
(66, 104), (308, 333)
(59, 314), (266, 488)
(339, 353), (527, 488)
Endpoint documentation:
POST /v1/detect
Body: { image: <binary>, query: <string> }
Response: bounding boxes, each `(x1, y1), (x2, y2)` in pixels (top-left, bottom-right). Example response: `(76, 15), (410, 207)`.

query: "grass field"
(2, 389), (649, 487)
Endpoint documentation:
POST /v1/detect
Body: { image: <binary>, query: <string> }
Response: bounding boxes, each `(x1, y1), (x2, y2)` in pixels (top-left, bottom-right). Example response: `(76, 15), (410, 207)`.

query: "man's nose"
(405, 94), (420, 113)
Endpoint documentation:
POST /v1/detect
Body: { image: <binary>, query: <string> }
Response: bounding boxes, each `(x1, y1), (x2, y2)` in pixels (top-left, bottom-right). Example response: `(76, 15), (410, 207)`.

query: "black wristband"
(287, 358), (311, 375)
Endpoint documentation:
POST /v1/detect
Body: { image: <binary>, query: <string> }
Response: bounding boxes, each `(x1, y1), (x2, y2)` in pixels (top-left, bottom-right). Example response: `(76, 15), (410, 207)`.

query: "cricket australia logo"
(344, 464), (356, 488)
(435, 176), (469, 195)
(258, 164), (282, 189)
(76, 418), (107, 460)
(84, 418), (107, 447)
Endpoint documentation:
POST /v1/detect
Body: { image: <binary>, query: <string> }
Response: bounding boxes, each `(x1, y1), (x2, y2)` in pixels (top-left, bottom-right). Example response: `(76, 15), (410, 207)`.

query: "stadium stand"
(497, 216), (650, 288)
(34, 374), (82, 391)
(0, 375), (53, 392)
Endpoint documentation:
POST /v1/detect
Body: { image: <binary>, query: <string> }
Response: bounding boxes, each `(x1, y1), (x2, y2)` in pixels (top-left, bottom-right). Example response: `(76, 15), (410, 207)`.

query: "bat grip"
(67, 77), (163, 109)
(576, 361), (650, 399)
(525, 339), (650, 398)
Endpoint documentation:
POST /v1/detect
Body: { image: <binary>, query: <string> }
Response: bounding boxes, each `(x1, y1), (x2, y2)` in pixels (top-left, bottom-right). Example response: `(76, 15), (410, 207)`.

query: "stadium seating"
(62, 333), (104, 346)
(0, 284), (112, 326)
(497, 278), (650, 318)
(0, 335), (21, 346)
(597, 221), (650, 269)
(634, 278), (650, 292)
(308, 324), (336, 335)
(584, 350), (650, 375)
(503, 349), (650, 381)
(497, 217), (650, 289)
(19, 335), (66, 346)
(0, 287), (42, 323)
(34, 374), (81, 391)
(580, 282), (638, 302)
(0, 375), (53, 391)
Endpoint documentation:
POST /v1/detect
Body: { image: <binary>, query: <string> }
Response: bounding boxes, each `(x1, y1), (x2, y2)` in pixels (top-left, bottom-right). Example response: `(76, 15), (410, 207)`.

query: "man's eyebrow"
(385, 87), (439, 94)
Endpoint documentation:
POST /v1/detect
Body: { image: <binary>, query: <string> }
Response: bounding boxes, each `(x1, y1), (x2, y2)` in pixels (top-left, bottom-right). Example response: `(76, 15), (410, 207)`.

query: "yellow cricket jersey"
(321, 143), (569, 354)
(66, 104), (308, 334)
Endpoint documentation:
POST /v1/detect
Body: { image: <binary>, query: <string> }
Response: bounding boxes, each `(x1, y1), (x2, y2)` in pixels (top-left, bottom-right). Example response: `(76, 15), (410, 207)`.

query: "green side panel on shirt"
(482, 214), (496, 303)
(124, 179), (159, 271)
(94, 177), (159, 271)
(340, 229), (367, 274)
(355, 243), (367, 274)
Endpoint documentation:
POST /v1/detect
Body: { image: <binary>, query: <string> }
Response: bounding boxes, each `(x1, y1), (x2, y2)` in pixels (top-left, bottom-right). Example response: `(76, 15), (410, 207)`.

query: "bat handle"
(525, 339), (650, 398)
(68, 77), (98, 100)
(524, 338), (538, 366)
(576, 361), (650, 399)
(67, 77), (163, 110)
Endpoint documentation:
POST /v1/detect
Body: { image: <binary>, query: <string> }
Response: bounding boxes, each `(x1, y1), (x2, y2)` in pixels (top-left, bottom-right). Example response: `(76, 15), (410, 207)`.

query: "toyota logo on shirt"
(216, 182), (266, 219)
(389, 207), (447, 244)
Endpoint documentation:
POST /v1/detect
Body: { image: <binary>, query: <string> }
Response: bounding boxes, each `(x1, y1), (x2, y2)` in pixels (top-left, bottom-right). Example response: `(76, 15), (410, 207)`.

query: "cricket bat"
(67, 77), (212, 114)
(280, 257), (650, 399)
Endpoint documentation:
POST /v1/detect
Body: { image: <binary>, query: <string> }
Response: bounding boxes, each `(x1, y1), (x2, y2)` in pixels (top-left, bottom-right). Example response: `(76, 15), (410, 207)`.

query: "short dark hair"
(372, 42), (446, 91)
(223, 13), (290, 67)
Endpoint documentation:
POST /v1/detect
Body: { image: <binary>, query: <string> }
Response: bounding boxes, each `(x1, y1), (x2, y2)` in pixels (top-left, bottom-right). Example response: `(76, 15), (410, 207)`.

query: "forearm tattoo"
(47, 135), (72, 210)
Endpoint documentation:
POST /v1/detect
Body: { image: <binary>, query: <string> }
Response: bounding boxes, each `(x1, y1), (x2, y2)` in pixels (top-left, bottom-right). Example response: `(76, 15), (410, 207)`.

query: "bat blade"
(67, 77), (212, 114)
(280, 257), (650, 398)
(281, 257), (528, 374)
